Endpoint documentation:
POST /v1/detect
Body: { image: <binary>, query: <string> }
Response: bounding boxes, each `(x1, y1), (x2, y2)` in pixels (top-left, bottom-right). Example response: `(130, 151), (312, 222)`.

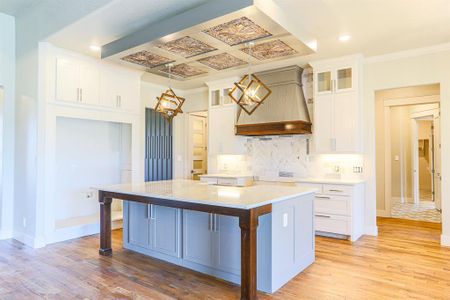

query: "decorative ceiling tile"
(203, 17), (272, 46)
(241, 40), (297, 60)
(157, 36), (217, 58)
(159, 63), (207, 78)
(121, 51), (174, 68)
(197, 53), (247, 70)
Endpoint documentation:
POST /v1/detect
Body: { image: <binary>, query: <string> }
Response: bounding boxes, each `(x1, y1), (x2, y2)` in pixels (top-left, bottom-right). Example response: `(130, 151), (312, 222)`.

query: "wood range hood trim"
(235, 120), (312, 136)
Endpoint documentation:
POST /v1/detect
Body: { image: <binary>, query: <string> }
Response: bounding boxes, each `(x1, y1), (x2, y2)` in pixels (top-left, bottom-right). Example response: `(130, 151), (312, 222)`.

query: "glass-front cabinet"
(209, 87), (234, 108)
(315, 66), (354, 94)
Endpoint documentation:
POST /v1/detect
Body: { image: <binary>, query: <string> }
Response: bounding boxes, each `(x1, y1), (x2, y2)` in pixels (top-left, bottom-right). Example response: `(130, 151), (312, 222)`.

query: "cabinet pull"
(150, 204), (155, 220)
(315, 214), (331, 218)
(80, 88), (83, 102)
(329, 189), (344, 193)
(315, 196), (331, 199)
(119, 95), (122, 107)
(76, 88), (80, 101)
(208, 213), (213, 231)
(213, 214), (218, 232)
(146, 204), (150, 219)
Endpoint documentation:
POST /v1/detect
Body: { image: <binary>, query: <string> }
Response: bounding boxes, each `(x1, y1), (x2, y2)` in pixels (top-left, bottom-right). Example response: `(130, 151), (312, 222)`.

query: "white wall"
(55, 118), (130, 221)
(365, 46), (450, 245)
(0, 13), (15, 239)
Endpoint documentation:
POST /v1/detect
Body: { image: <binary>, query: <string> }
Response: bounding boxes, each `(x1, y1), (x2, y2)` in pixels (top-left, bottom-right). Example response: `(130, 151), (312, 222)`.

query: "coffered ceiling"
(106, 5), (314, 81)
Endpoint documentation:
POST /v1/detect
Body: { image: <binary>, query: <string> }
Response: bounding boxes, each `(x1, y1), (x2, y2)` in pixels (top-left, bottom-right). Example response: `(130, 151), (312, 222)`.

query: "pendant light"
(155, 63), (185, 121)
(228, 42), (272, 115)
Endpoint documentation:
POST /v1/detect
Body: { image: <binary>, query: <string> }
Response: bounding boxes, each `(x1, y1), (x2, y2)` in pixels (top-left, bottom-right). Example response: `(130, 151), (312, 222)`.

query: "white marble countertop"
(94, 179), (316, 210)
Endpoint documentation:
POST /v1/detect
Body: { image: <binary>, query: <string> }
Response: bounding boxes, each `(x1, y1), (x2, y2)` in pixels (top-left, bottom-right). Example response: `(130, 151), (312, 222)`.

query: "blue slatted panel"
(145, 108), (173, 182)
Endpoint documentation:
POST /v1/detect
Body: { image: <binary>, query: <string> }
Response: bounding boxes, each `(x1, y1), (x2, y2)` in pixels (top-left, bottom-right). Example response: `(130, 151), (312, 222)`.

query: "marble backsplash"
(216, 135), (364, 180)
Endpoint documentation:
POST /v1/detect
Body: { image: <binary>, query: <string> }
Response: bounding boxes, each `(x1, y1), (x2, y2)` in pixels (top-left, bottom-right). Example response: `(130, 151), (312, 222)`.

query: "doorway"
(376, 84), (441, 223)
(187, 111), (208, 180)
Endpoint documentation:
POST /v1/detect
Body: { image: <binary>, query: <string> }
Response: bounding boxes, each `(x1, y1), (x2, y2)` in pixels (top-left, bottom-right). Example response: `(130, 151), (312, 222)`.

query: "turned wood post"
(239, 210), (258, 300)
(99, 191), (113, 256)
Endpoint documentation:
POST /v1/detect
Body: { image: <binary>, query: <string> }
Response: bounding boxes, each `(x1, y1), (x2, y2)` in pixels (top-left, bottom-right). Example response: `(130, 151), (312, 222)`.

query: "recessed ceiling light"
(338, 34), (351, 42)
(90, 45), (101, 52)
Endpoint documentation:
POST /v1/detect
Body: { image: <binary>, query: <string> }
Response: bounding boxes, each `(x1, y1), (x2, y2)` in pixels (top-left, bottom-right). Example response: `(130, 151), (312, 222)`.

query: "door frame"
(186, 110), (208, 179)
(411, 114), (435, 204)
(383, 95), (439, 216)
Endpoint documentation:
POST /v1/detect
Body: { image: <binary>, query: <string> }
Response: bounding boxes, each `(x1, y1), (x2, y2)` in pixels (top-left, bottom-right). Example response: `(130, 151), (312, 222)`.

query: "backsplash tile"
(214, 135), (364, 181)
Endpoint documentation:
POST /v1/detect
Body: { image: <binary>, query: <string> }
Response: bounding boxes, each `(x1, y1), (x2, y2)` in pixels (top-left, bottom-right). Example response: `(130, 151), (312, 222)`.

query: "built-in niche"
(54, 117), (131, 231)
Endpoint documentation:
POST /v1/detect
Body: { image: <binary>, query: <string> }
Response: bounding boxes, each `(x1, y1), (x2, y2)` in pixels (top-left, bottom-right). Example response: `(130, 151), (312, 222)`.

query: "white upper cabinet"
(53, 51), (140, 113)
(311, 55), (363, 153)
(206, 78), (245, 156)
(56, 58), (99, 105)
(55, 58), (80, 103)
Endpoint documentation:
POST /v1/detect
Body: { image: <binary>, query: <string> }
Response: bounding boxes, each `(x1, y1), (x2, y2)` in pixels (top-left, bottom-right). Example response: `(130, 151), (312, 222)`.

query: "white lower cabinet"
(297, 181), (365, 241)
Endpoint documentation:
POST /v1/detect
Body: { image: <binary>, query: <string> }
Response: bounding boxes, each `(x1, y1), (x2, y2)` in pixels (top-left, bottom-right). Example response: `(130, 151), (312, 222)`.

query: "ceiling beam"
(101, 0), (254, 59)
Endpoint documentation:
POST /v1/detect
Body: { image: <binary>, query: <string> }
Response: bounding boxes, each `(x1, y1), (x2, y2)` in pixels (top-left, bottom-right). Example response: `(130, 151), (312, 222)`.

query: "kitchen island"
(97, 179), (315, 299)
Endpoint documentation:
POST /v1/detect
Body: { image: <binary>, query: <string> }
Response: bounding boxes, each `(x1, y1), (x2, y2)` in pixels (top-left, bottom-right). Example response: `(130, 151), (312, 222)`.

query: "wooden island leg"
(99, 191), (113, 256)
(239, 210), (258, 300)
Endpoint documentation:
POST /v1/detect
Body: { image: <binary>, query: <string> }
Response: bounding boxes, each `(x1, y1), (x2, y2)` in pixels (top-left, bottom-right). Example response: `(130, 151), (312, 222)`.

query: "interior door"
(433, 112), (441, 210)
(188, 113), (207, 180)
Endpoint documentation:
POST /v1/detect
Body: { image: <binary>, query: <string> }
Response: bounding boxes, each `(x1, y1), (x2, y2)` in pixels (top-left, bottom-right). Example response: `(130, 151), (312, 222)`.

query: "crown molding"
(365, 42), (450, 64)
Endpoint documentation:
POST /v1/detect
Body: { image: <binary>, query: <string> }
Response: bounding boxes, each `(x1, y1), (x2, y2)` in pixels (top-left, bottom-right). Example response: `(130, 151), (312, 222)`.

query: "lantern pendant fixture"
(155, 63), (185, 121)
(228, 42), (272, 115)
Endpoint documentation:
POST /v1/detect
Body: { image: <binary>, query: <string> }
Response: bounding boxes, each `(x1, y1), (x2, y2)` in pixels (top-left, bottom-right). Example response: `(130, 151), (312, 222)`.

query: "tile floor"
(391, 198), (441, 223)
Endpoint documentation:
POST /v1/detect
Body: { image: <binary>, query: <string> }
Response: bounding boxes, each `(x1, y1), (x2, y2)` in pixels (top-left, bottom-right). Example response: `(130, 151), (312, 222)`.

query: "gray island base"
(97, 179), (315, 297)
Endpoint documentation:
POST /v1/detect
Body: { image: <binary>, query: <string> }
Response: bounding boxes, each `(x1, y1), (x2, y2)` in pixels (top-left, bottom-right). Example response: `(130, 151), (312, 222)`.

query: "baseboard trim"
(0, 229), (13, 240)
(441, 235), (450, 247)
(364, 225), (378, 236)
(377, 210), (390, 217)
(50, 220), (123, 244)
(13, 231), (46, 248)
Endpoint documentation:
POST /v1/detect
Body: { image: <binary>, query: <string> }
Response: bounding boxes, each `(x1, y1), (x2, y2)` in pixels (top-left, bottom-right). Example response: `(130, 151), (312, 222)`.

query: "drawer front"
(323, 184), (353, 196)
(315, 195), (350, 215)
(200, 177), (218, 185)
(295, 182), (323, 194)
(217, 178), (238, 186)
(315, 214), (350, 235)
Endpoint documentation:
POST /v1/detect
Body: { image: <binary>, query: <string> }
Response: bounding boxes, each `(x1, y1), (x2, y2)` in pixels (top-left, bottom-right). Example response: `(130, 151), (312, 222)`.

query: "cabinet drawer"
(200, 177), (218, 185)
(295, 183), (323, 194)
(315, 214), (350, 235)
(315, 195), (350, 216)
(217, 178), (237, 186)
(323, 184), (353, 196)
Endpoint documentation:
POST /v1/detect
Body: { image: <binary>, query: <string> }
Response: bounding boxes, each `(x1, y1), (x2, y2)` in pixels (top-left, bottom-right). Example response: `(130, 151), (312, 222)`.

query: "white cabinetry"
(53, 52), (140, 113)
(312, 55), (363, 153)
(56, 58), (99, 105)
(206, 78), (245, 156)
(296, 181), (364, 241)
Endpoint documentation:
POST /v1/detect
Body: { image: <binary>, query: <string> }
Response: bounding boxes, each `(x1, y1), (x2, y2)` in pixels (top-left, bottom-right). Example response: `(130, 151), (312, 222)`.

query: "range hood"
(235, 65), (312, 136)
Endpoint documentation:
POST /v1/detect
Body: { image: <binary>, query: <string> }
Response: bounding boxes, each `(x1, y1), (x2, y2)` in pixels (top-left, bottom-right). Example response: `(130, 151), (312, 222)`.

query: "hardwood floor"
(0, 218), (449, 299)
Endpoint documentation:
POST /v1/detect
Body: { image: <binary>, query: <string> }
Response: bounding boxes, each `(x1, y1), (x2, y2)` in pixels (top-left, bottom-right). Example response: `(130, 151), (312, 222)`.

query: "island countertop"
(95, 179), (317, 210)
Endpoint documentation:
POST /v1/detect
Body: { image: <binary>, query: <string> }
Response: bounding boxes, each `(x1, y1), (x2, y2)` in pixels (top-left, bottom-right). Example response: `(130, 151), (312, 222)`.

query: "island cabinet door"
(127, 202), (151, 248)
(214, 215), (241, 275)
(150, 205), (181, 258)
(182, 210), (214, 267)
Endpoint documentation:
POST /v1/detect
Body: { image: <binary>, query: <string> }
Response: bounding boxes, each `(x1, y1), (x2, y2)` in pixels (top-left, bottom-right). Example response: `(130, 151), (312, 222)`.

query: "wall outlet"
(279, 171), (294, 178)
(353, 166), (364, 173)
(283, 213), (288, 227)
